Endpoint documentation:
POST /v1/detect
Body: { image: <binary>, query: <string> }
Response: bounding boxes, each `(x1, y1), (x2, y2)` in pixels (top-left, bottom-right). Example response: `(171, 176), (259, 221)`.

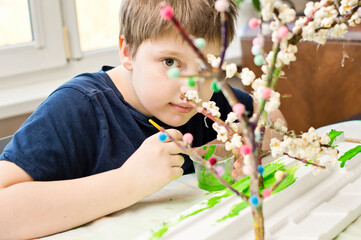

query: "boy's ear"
(119, 36), (133, 71)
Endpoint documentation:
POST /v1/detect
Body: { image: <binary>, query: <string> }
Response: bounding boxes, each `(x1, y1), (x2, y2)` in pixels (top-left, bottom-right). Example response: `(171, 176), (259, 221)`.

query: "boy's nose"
(180, 85), (192, 96)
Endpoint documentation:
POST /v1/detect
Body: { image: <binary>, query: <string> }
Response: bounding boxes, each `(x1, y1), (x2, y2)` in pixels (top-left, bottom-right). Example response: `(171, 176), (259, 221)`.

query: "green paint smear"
(338, 145), (361, 168)
(150, 225), (168, 240)
(328, 129), (343, 146)
(217, 201), (249, 222)
(150, 162), (297, 239)
(217, 164), (299, 222)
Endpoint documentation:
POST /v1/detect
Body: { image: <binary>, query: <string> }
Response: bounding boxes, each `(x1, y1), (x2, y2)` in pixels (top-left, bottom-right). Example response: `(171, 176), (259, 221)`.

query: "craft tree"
(150, 0), (361, 239)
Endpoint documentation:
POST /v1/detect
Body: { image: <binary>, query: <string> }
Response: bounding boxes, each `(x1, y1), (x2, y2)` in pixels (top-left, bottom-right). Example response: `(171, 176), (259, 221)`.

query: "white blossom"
(261, 0), (275, 21)
(264, 91), (280, 113)
(212, 123), (228, 143)
(274, 118), (287, 133)
(185, 90), (201, 103)
(266, 51), (283, 68)
(270, 138), (284, 158)
(274, 2), (296, 23)
(348, 14), (361, 26)
(225, 134), (242, 151)
(226, 63), (238, 78)
(202, 101), (221, 118)
(293, 17), (307, 33)
(251, 77), (267, 91)
(339, 0), (358, 15)
(225, 112), (239, 132)
(278, 43), (298, 65)
(304, 2), (317, 18)
(240, 68), (256, 86)
(207, 54), (227, 69)
(330, 23), (348, 38)
(320, 135), (331, 145)
(326, 148), (338, 166)
(262, 23), (271, 35)
(302, 127), (317, 143)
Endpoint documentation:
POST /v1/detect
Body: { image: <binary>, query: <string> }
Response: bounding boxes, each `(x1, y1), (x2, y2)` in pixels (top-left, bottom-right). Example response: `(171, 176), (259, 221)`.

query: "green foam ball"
(187, 77), (196, 87)
(194, 38), (206, 49)
(211, 80), (222, 93)
(167, 67), (180, 79)
(254, 55), (264, 66)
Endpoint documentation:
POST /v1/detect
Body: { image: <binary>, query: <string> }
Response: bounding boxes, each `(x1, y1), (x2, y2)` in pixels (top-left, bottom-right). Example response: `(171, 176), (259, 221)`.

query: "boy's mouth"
(169, 103), (193, 113)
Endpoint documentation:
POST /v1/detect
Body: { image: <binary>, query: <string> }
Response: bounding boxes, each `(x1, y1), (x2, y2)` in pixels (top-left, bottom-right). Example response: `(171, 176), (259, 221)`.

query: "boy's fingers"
(169, 155), (185, 167)
(171, 166), (184, 179)
(164, 129), (183, 141)
(161, 141), (183, 155)
(231, 168), (243, 178)
(234, 159), (243, 169)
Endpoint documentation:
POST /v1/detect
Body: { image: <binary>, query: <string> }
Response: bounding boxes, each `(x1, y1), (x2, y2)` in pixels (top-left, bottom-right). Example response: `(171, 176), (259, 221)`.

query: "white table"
(39, 121), (361, 240)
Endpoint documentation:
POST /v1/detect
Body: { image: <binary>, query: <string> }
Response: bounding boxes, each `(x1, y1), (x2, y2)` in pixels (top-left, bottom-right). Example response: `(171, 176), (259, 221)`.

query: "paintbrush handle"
(345, 138), (361, 143)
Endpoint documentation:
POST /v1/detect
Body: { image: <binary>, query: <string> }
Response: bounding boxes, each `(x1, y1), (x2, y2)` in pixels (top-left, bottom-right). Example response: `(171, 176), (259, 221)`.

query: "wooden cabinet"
(240, 25), (361, 133)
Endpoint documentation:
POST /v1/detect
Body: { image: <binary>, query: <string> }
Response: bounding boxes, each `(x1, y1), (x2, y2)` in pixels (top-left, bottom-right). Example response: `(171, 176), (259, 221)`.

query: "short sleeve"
(0, 88), (99, 181)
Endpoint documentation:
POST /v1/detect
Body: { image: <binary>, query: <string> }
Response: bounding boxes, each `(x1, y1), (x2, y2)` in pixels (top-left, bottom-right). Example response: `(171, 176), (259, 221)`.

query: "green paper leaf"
(232, 0), (244, 5)
(328, 129), (343, 146)
(252, 0), (261, 12)
(204, 145), (216, 160)
(338, 145), (361, 168)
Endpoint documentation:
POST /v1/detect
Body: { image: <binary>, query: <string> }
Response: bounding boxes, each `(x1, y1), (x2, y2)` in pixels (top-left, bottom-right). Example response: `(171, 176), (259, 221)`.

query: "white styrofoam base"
(138, 121), (361, 240)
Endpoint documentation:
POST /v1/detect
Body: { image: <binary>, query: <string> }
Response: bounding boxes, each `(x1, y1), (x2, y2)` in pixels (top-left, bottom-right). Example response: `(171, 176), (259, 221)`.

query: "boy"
(0, 0), (254, 238)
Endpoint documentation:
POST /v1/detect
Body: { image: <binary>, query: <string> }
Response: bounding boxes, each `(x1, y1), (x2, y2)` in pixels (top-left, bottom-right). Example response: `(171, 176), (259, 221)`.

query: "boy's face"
(127, 35), (219, 127)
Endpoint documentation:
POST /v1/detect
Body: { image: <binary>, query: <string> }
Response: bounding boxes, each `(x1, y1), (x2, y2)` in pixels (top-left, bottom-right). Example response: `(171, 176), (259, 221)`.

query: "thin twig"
(271, 172), (288, 191)
(284, 153), (326, 169)
(170, 16), (213, 71)
(180, 95), (235, 135)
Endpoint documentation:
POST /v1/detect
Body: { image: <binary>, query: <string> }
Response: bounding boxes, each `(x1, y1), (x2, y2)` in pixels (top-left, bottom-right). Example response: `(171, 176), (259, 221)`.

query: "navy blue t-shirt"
(0, 66), (253, 181)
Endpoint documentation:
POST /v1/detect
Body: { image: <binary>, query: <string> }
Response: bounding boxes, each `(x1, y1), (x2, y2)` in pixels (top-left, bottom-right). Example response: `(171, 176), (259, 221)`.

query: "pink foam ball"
(242, 165), (253, 175)
(183, 133), (193, 144)
(278, 26), (289, 39)
(262, 188), (272, 198)
(160, 5), (173, 20)
(240, 144), (252, 156)
(215, 0), (229, 12)
(261, 87), (272, 99)
(248, 18), (259, 29)
(252, 37), (261, 46)
(232, 103), (245, 115)
(215, 166), (225, 176)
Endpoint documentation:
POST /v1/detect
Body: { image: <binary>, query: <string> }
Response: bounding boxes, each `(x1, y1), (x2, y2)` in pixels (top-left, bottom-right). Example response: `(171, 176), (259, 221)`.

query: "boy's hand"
(231, 155), (244, 180)
(123, 129), (185, 198)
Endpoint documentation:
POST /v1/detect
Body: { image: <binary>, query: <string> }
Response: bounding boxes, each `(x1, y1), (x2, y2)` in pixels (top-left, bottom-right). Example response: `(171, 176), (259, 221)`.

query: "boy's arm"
(0, 129), (184, 240)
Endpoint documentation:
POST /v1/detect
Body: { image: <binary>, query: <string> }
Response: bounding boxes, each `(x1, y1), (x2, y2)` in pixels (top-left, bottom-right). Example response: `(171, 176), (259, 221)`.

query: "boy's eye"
(162, 58), (179, 68)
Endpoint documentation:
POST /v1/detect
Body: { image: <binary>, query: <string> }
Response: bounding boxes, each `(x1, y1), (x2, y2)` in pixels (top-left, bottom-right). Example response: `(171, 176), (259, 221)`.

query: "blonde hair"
(119, 0), (238, 55)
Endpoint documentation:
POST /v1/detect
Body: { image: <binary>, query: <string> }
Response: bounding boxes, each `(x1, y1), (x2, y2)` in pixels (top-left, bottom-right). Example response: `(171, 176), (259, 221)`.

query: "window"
(75, 0), (121, 52)
(0, 0), (32, 47)
(0, 0), (67, 78)
(0, 0), (121, 120)
(0, 0), (121, 80)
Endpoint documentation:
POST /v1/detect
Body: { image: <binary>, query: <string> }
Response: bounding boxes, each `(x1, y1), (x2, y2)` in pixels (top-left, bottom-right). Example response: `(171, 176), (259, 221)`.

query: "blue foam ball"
(158, 133), (168, 142)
